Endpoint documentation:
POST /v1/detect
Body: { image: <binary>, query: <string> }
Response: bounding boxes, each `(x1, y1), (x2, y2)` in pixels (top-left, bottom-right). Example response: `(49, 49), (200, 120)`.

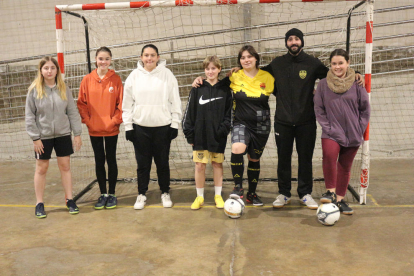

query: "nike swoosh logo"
(199, 95), (223, 105)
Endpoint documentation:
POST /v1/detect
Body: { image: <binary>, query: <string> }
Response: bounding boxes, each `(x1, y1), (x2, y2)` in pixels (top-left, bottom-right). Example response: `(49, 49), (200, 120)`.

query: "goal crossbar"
(56, 0), (362, 12)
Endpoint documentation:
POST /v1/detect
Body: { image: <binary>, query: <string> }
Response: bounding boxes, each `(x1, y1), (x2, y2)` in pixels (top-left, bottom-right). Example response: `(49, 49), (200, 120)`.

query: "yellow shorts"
(193, 150), (224, 164)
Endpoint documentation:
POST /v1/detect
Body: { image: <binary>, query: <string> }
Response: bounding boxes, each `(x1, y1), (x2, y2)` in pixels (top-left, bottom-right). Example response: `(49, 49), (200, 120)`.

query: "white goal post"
(54, 0), (373, 204)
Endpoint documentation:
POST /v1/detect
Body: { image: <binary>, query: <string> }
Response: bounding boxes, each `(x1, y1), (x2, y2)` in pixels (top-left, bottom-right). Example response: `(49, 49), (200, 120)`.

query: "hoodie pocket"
(89, 115), (114, 134)
(134, 105), (170, 127)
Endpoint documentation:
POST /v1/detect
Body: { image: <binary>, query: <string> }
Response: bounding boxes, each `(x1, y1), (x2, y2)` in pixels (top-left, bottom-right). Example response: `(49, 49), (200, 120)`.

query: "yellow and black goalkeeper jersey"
(230, 69), (275, 134)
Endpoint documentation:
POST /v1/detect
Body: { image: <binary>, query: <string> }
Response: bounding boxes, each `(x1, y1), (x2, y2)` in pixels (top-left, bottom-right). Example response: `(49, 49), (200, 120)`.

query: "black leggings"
(132, 124), (171, 195)
(90, 135), (118, 194)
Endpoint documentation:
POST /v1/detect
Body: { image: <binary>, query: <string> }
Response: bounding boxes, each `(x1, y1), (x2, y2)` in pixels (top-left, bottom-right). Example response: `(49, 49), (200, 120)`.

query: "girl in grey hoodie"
(25, 57), (82, 218)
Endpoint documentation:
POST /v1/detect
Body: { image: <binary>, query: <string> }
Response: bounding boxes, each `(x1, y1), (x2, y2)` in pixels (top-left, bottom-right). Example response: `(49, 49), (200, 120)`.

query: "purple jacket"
(314, 79), (370, 147)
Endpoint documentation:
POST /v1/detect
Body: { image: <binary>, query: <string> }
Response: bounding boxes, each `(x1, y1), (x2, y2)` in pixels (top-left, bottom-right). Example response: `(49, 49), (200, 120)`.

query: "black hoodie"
(182, 78), (232, 153)
(262, 50), (329, 126)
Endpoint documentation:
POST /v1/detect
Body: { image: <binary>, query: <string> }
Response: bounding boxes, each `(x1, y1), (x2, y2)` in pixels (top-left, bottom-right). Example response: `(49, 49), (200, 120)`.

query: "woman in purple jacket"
(314, 49), (370, 215)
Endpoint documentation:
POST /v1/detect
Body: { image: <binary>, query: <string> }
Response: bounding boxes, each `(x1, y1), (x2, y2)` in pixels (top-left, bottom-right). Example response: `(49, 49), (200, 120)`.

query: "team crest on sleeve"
(260, 83), (266, 90)
(299, 70), (307, 79)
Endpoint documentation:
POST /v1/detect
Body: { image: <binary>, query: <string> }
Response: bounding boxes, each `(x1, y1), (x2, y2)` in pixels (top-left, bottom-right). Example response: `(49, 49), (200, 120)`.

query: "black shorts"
(231, 124), (269, 159)
(35, 135), (74, 160)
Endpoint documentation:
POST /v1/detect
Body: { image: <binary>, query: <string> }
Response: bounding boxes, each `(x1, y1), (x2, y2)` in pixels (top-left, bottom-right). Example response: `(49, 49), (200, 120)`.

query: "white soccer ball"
(224, 197), (245, 219)
(316, 203), (340, 226)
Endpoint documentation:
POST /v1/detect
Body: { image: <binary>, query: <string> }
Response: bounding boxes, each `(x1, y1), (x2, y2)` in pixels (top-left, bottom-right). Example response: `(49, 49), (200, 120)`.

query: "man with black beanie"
(261, 28), (362, 210)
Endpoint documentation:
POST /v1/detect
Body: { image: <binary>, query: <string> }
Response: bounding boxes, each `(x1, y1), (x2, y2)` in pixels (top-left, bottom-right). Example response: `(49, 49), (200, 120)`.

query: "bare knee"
(195, 162), (206, 173)
(212, 162), (223, 169)
(232, 143), (246, 154)
(57, 157), (71, 172)
(35, 160), (49, 175)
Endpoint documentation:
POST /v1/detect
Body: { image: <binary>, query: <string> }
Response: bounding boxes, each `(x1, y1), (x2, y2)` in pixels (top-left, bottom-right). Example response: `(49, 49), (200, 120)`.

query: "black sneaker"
(105, 195), (117, 209)
(246, 192), (264, 206)
(35, 203), (47, 219)
(230, 185), (244, 199)
(336, 199), (353, 215)
(321, 190), (337, 204)
(94, 195), (108, 210)
(66, 199), (79, 215)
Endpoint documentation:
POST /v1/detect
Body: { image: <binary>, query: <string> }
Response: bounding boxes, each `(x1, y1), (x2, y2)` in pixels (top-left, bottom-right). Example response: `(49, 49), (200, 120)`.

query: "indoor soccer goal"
(52, 0), (373, 203)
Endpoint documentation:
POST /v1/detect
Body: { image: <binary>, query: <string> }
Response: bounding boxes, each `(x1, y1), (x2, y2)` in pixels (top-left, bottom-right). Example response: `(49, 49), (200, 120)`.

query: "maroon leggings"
(322, 138), (359, 197)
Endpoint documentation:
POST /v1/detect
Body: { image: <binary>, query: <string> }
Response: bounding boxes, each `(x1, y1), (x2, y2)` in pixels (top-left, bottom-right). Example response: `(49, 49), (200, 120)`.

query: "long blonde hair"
(28, 57), (67, 100)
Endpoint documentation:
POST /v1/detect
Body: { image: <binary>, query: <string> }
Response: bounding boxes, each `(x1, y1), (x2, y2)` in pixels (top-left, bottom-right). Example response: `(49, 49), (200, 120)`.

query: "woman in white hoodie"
(122, 44), (182, 210)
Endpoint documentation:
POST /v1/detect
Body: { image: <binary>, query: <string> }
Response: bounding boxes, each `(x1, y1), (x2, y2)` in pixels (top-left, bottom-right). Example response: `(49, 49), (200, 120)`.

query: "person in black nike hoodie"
(182, 56), (232, 210)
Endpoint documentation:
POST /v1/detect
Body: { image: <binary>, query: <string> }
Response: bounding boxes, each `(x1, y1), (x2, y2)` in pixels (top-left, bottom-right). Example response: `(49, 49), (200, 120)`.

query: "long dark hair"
(329, 49), (349, 62)
(237, 45), (260, 69)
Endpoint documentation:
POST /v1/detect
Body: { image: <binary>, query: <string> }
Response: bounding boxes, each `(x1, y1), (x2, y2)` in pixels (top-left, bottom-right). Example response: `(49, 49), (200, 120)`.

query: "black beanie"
(285, 28), (304, 48)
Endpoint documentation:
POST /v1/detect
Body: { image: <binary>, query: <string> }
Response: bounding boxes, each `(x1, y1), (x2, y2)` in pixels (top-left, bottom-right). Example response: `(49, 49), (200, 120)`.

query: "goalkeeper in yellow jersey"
(227, 46), (274, 205)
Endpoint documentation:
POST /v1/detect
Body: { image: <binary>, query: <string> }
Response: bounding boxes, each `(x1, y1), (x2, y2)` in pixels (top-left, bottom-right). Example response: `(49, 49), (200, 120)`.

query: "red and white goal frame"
(55, 0), (374, 204)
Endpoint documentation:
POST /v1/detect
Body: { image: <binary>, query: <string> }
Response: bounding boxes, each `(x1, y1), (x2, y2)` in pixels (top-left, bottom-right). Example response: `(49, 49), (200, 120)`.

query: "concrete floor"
(0, 159), (413, 276)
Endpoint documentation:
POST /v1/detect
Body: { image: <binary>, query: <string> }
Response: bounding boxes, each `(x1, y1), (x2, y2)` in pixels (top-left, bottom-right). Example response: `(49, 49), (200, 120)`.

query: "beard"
(288, 44), (302, 55)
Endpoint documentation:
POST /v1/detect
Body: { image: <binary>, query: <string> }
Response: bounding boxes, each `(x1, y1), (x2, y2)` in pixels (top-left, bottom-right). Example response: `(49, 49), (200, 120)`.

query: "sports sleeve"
(358, 84), (371, 136)
(25, 89), (41, 141)
(66, 87), (82, 136)
(122, 72), (135, 131)
(182, 87), (197, 144)
(261, 63), (274, 77)
(77, 76), (91, 126)
(168, 71), (182, 129)
(221, 76), (231, 87)
(265, 72), (275, 96)
(315, 60), (329, 80)
(216, 88), (232, 139)
(313, 81), (331, 136)
(111, 75), (123, 126)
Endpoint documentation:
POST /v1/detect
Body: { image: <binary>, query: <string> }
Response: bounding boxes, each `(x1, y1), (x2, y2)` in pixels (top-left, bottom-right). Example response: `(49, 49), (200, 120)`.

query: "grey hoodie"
(25, 85), (82, 140)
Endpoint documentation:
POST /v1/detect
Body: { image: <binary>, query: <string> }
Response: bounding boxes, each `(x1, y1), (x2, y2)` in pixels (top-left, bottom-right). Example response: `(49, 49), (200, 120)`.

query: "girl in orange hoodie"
(77, 47), (123, 210)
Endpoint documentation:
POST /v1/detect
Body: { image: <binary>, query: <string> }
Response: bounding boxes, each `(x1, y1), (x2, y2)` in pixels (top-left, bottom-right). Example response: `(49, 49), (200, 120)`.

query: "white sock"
(214, 186), (222, 196)
(196, 188), (204, 197)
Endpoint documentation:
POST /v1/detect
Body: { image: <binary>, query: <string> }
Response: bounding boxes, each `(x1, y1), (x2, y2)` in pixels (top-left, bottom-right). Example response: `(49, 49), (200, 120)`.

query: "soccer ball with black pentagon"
(316, 203), (340, 226)
(224, 197), (245, 219)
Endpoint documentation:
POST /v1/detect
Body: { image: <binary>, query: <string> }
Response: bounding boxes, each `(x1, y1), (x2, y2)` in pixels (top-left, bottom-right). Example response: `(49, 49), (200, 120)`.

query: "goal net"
(0, 0), (384, 203)
(54, 0), (371, 201)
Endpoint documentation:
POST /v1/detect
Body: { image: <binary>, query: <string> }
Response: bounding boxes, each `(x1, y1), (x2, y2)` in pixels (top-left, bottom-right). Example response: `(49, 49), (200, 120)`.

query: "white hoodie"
(122, 59), (182, 131)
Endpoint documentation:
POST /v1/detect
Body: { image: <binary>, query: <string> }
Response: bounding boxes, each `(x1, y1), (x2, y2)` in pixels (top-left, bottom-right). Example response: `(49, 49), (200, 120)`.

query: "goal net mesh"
(1, 1), (379, 201)
(57, 1), (369, 198)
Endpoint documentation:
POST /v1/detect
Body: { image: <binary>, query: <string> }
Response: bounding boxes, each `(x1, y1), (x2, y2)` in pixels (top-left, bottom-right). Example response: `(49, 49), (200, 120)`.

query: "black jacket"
(182, 79), (232, 153)
(262, 50), (328, 126)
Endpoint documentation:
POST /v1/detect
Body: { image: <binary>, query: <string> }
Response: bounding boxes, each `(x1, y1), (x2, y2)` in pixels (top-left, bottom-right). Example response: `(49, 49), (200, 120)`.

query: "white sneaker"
(273, 194), (291, 208)
(300, 194), (318, 210)
(161, 193), (173, 208)
(134, 194), (146, 210)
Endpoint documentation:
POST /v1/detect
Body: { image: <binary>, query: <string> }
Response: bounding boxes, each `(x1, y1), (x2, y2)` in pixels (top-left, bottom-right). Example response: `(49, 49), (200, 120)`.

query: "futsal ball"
(224, 197), (245, 219)
(316, 203), (340, 226)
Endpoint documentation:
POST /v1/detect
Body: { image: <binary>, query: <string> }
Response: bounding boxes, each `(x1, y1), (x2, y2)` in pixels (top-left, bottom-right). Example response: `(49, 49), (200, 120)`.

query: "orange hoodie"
(77, 69), (123, 137)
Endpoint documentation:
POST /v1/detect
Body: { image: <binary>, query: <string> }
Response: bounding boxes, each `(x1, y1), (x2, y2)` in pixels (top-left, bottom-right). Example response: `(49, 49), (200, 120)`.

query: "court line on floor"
(1, 204), (414, 208)
(368, 194), (380, 207)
